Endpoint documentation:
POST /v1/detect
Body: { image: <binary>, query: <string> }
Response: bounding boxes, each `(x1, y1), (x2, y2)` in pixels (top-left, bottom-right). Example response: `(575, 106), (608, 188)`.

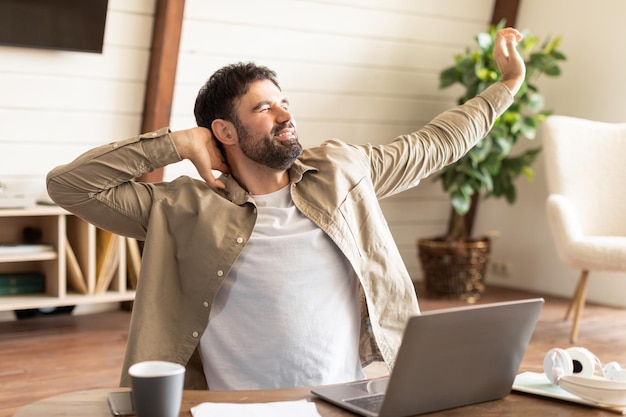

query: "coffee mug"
(129, 361), (185, 417)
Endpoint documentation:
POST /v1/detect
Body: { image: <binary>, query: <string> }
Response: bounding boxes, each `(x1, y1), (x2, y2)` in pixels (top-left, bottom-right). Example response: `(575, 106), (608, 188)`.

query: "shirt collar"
(288, 158), (318, 183)
(216, 158), (318, 205)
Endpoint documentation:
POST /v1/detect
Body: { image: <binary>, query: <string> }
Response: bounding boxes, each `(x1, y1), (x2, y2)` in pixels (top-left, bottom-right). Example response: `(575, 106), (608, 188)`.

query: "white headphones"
(543, 347), (626, 385)
(543, 347), (626, 406)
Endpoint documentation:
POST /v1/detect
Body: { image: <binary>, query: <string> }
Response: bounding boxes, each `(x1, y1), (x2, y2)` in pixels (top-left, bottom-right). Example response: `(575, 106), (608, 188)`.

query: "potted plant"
(417, 21), (566, 301)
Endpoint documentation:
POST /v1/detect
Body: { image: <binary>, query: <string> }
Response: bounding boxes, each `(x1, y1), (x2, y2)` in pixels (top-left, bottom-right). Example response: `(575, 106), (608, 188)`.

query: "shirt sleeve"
(46, 127), (181, 239)
(365, 82), (514, 199)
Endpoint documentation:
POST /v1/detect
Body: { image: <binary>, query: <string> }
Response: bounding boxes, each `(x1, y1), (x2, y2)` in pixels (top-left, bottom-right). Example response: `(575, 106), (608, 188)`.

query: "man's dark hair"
(194, 62), (280, 132)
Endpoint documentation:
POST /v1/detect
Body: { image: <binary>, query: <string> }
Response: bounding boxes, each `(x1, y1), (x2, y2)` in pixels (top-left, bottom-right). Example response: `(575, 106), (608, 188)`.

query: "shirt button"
(203, 301), (209, 308)
(236, 237), (244, 244)
(192, 331), (199, 338)
(217, 270), (224, 277)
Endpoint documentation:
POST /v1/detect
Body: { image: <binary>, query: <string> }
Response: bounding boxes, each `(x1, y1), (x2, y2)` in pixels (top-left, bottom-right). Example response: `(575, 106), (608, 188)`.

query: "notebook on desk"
(312, 298), (544, 417)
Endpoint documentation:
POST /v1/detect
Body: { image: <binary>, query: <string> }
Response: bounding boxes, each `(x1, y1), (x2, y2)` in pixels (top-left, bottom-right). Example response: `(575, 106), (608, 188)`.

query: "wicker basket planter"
(417, 236), (491, 302)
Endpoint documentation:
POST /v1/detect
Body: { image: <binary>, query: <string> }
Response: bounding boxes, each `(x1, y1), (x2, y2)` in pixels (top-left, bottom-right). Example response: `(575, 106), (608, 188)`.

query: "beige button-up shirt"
(46, 83), (513, 389)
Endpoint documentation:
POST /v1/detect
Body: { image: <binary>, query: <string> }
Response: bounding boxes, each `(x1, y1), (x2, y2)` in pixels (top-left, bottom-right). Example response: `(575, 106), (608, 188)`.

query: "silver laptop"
(312, 298), (544, 417)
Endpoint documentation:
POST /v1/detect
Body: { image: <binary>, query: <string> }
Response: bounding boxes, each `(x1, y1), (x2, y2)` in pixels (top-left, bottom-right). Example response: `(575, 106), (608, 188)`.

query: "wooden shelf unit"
(0, 205), (134, 311)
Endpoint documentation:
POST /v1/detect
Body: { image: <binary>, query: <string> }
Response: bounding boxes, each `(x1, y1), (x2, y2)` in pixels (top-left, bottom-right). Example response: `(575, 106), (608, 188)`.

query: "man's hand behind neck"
(171, 127), (230, 190)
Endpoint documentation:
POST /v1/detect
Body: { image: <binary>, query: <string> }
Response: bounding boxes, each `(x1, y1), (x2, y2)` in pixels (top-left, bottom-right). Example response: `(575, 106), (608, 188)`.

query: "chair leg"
(564, 273), (585, 320)
(566, 270), (589, 343)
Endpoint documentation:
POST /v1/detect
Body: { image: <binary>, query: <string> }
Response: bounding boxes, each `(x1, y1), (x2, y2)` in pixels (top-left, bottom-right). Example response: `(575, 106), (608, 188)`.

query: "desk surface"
(13, 386), (624, 417)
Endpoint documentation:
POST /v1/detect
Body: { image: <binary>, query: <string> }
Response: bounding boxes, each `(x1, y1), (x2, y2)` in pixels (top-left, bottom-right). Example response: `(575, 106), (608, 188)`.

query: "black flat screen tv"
(0, 0), (108, 53)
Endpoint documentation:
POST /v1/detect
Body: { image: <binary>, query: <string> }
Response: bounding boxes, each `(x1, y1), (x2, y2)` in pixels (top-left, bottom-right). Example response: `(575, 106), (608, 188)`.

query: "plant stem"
(446, 194), (480, 241)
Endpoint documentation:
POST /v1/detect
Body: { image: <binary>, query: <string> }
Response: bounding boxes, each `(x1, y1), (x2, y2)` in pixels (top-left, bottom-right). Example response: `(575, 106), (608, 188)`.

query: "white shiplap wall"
(167, 0), (495, 279)
(0, 0), (156, 198)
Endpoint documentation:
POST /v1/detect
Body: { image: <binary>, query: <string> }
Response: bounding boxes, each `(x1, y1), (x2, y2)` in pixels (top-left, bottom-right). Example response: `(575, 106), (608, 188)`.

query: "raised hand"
(493, 27), (526, 95)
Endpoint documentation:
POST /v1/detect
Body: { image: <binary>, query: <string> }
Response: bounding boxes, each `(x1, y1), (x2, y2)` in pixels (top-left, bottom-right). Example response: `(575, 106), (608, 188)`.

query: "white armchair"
(543, 115), (626, 342)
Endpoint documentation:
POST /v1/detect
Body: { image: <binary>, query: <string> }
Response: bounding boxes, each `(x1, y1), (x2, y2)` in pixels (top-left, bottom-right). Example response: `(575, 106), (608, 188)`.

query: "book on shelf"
(126, 237), (141, 289)
(94, 230), (119, 294)
(65, 236), (88, 294)
(0, 284), (45, 296)
(0, 272), (45, 295)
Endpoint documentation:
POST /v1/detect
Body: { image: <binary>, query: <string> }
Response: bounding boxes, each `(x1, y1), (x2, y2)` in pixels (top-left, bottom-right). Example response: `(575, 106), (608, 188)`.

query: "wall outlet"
(490, 260), (511, 278)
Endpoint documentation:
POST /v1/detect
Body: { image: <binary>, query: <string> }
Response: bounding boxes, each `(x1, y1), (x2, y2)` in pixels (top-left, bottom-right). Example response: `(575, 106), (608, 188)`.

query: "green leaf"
(468, 138), (491, 163)
(525, 94), (544, 113)
(504, 185), (517, 204)
(519, 116), (538, 139)
(475, 67), (490, 81)
(543, 64), (562, 76)
(522, 166), (535, 182)
(477, 32), (493, 51)
(544, 36), (563, 53)
(439, 66), (459, 89)
(451, 191), (471, 215)
(457, 55), (476, 72)
(494, 135), (513, 155)
(520, 36), (539, 53)
(483, 154), (501, 175)
(477, 167), (494, 192)
(551, 50), (567, 61)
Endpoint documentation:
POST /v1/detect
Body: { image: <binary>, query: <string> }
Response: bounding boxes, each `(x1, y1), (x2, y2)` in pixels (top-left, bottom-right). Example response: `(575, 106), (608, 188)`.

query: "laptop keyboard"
(345, 393), (385, 412)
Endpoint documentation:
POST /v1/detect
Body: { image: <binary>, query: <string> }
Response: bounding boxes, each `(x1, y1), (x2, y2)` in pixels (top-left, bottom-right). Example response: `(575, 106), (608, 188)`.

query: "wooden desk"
(13, 387), (621, 417)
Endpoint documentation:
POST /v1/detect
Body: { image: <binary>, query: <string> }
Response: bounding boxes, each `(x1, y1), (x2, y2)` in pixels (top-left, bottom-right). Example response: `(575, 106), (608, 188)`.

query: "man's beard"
(236, 121), (303, 170)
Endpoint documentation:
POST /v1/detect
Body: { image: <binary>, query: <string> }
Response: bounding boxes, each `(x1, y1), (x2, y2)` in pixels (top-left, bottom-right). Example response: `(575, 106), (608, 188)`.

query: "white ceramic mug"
(129, 361), (185, 417)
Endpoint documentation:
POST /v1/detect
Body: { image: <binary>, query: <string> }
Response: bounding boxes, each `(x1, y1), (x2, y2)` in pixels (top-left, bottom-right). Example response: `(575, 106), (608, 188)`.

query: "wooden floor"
(2, 284), (626, 417)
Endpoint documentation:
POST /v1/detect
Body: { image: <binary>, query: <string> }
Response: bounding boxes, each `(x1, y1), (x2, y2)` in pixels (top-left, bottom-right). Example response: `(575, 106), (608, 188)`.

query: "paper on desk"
(191, 399), (322, 417)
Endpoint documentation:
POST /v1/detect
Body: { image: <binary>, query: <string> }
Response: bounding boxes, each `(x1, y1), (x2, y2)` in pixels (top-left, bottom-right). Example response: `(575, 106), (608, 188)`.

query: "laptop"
(312, 298), (544, 417)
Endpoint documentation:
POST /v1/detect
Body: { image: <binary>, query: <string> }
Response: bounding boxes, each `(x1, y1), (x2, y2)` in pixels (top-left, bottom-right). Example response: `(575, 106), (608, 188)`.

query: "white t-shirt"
(199, 185), (364, 389)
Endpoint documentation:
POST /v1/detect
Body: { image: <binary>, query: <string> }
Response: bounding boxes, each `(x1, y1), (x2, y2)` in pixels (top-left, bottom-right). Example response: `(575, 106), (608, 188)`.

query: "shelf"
(0, 251), (58, 263)
(0, 205), (67, 217)
(0, 290), (136, 311)
(0, 206), (134, 312)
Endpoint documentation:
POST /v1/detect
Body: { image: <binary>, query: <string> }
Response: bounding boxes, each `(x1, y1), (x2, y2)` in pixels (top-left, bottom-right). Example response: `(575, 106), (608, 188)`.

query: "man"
(47, 28), (525, 390)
